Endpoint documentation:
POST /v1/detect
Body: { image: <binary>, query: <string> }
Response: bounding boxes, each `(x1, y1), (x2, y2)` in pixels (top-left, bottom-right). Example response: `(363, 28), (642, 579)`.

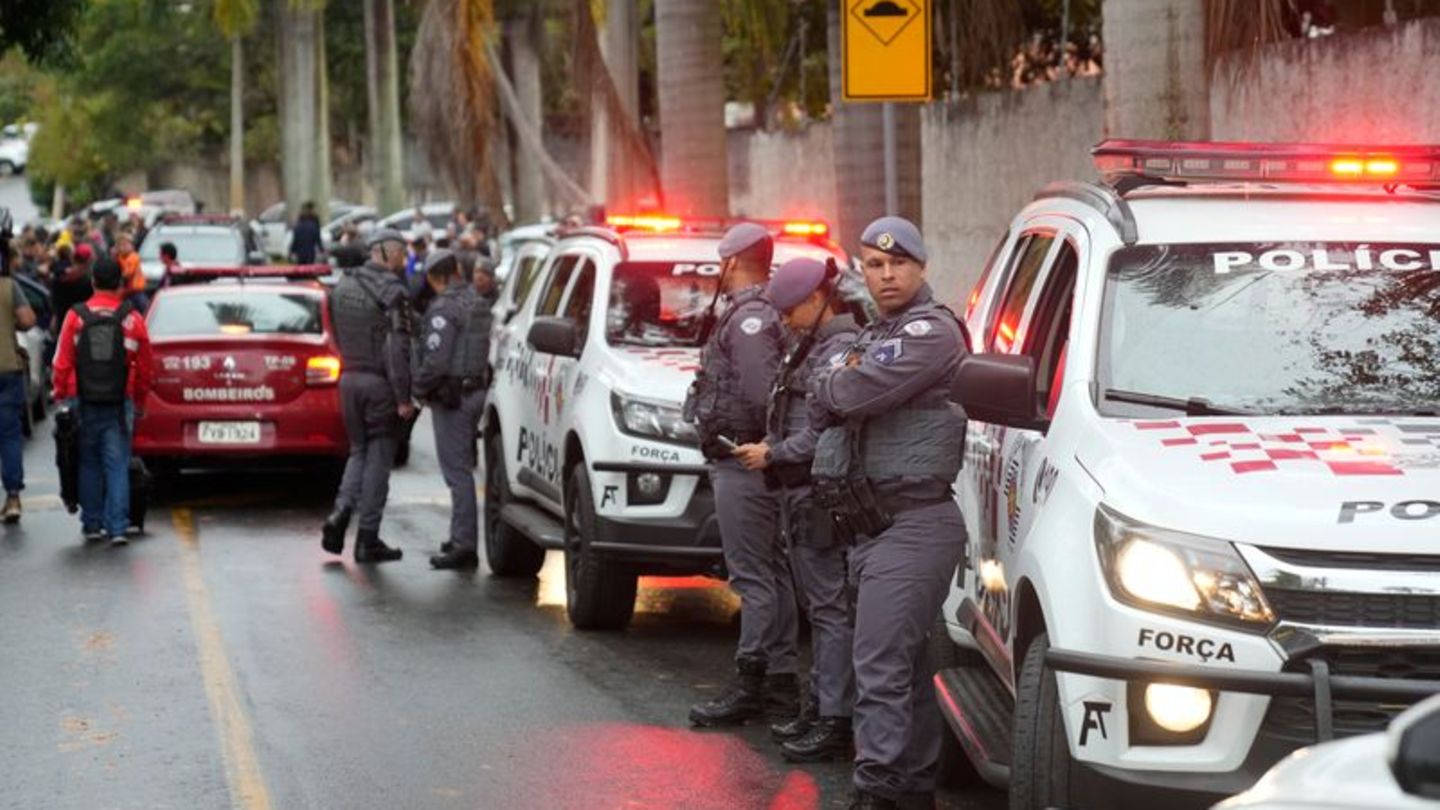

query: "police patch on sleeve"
(426, 333), (442, 350)
(903, 319), (933, 337)
(431, 315), (447, 330)
(871, 338), (903, 365)
(739, 316), (763, 336)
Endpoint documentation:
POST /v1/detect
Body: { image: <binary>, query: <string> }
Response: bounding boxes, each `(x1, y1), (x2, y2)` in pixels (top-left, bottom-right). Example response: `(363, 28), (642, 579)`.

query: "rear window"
(141, 228), (245, 264)
(149, 291), (323, 337)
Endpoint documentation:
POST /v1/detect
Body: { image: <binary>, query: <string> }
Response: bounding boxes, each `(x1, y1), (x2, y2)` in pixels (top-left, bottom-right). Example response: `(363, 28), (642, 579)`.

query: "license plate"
(198, 421), (261, 445)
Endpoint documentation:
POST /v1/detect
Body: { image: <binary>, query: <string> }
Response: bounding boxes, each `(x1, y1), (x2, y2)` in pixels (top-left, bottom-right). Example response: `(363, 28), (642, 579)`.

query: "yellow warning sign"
(842, 0), (931, 102)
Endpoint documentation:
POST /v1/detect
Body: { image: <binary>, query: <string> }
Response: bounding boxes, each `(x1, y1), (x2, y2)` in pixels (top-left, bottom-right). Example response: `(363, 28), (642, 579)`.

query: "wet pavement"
(0, 413), (1005, 810)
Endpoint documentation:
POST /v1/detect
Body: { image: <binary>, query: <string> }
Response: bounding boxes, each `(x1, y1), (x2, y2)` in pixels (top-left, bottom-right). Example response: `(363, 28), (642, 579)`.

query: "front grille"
(1267, 588), (1440, 629)
(1258, 546), (1440, 572)
(1261, 647), (1440, 742)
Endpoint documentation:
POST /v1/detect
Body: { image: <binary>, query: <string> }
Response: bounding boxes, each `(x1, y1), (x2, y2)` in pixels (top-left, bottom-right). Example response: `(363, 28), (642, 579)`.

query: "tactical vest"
(450, 287), (492, 381)
(330, 264), (393, 376)
(811, 298), (967, 488)
(0, 278), (21, 374)
(769, 316), (858, 451)
(688, 285), (772, 442)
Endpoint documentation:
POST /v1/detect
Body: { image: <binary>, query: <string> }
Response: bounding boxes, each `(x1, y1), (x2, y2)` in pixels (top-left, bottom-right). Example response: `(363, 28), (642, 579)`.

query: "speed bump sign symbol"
(843, 0), (931, 101)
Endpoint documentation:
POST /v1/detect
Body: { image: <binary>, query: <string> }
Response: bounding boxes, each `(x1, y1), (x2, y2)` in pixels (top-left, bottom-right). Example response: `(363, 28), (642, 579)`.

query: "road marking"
(171, 508), (274, 810)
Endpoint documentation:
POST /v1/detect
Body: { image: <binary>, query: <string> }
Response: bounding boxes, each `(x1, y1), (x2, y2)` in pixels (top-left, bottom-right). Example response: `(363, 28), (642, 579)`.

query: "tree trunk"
(826, 2), (922, 257)
(364, 0), (405, 214)
(654, 0), (728, 217)
(277, 0), (319, 226)
(314, 10), (332, 222)
(508, 9), (544, 223)
(590, 0), (640, 214)
(229, 35), (245, 216)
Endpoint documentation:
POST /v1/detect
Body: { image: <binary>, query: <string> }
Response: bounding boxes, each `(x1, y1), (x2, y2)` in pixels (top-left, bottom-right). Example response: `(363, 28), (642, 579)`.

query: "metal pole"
(883, 102), (897, 216)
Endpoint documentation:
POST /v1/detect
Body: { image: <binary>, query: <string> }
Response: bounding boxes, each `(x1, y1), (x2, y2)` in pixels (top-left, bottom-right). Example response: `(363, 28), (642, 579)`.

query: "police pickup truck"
(483, 215), (849, 630)
(932, 141), (1440, 809)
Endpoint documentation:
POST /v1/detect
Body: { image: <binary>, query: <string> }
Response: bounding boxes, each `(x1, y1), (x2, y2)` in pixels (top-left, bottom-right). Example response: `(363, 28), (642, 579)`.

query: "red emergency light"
(780, 220), (830, 238)
(605, 214), (684, 233)
(167, 264), (331, 284)
(1092, 140), (1440, 186)
(602, 213), (834, 243)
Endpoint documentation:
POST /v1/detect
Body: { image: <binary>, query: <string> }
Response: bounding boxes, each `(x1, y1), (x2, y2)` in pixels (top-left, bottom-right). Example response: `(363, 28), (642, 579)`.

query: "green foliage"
(721, 0), (828, 126)
(0, 0), (89, 66)
(0, 52), (40, 126)
(27, 77), (111, 205)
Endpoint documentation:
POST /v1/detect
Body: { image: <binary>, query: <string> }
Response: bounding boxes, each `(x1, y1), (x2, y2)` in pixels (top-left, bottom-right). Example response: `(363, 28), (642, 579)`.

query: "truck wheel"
(1010, 632), (1079, 810)
(483, 433), (544, 578)
(564, 464), (637, 630)
(929, 618), (983, 788)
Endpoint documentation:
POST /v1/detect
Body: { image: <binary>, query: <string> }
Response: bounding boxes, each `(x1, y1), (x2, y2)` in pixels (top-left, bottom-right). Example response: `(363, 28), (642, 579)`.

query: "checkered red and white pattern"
(1133, 419), (1440, 476)
(621, 347), (702, 374)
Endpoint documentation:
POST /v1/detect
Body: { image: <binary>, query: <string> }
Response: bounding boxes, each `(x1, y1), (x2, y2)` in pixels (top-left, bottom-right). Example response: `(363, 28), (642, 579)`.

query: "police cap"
(717, 222), (772, 260)
(768, 257), (829, 312)
(366, 227), (406, 250)
(860, 216), (927, 263)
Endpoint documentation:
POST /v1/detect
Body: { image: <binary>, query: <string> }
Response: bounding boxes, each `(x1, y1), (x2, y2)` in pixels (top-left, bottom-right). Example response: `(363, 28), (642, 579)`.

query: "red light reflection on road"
(522, 723), (820, 809)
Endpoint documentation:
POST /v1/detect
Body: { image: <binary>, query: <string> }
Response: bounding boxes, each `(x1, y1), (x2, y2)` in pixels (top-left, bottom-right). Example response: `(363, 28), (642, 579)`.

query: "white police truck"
(932, 141), (1440, 809)
(483, 215), (849, 630)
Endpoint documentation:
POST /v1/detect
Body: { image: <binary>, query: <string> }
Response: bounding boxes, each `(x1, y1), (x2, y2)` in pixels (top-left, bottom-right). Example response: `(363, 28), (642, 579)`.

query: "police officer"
(733, 257), (859, 762)
(414, 250), (492, 570)
(811, 217), (968, 810)
(686, 223), (800, 726)
(321, 227), (416, 564)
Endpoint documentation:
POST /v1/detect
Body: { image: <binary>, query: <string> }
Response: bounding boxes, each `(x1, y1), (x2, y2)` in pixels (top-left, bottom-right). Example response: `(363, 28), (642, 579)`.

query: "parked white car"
(933, 140), (1440, 809)
(0, 137), (28, 176)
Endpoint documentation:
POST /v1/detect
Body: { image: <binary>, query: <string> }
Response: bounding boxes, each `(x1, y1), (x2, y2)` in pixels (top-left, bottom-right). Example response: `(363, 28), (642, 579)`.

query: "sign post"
(842, 0), (932, 216)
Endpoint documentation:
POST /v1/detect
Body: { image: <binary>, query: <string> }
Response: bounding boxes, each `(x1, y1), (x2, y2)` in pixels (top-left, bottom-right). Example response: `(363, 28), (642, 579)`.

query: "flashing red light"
(997, 321), (1016, 346)
(781, 221), (829, 238)
(965, 287), (982, 317)
(1093, 140), (1439, 186)
(124, 196), (144, 211)
(606, 214), (683, 232)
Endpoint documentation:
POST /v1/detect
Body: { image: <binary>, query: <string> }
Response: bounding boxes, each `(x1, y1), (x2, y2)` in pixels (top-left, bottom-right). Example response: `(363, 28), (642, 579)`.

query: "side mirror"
(1390, 695), (1440, 800)
(952, 353), (1047, 431)
(527, 316), (580, 357)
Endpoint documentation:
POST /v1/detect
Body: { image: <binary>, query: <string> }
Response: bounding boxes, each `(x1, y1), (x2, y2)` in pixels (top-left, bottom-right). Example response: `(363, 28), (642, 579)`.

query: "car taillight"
(306, 355), (341, 386)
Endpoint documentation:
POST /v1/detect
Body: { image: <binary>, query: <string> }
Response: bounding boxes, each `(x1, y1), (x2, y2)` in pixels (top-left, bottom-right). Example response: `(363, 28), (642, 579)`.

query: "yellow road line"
(171, 508), (274, 810)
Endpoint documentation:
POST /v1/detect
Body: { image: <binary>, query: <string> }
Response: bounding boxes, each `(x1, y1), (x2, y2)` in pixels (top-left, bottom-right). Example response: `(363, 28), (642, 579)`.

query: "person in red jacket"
(52, 258), (153, 545)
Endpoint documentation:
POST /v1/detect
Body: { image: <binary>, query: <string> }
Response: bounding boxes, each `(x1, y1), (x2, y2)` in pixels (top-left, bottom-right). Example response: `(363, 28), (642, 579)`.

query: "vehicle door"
(254, 203), (288, 258)
(512, 251), (588, 506)
(957, 218), (1085, 679)
(490, 241), (552, 368)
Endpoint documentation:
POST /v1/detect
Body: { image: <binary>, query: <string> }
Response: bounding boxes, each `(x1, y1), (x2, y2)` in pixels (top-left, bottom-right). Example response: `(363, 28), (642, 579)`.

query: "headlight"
(1094, 504), (1275, 631)
(611, 391), (699, 446)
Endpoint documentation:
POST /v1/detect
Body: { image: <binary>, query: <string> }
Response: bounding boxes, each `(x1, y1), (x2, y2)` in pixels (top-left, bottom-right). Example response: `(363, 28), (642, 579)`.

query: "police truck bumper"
(590, 460), (723, 572)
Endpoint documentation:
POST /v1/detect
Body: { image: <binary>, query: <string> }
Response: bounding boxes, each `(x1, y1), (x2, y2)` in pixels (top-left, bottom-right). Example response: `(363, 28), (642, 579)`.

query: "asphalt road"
(0, 412), (1006, 810)
(0, 174), (41, 226)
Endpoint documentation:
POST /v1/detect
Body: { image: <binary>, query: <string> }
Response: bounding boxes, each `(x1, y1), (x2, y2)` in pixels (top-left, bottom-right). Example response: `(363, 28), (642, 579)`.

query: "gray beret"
(860, 216), (927, 263)
(717, 222), (772, 259)
(768, 257), (829, 311)
(366, 227), (406, 249)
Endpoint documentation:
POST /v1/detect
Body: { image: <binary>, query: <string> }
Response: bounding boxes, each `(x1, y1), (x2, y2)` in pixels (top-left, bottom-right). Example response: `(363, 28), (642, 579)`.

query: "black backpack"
(74, 301), (132, 404)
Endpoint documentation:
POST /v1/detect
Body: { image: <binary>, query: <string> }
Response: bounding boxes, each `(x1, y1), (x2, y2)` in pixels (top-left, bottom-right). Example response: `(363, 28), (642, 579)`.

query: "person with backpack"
(51, 258), (153, 545)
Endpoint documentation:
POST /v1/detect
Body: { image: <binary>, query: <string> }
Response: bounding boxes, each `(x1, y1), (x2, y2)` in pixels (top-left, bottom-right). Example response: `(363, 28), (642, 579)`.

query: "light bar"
(781, 220), (830, 238)
(605, 214), (683, 232)
(168, 264), (331, 282)
(602, 213), (833, 242)
(1093, 140), (1440, 186)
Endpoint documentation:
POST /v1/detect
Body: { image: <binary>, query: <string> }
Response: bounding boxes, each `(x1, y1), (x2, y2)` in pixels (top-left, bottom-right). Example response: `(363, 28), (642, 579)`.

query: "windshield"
(1100, 243), (1440, 416)
(606, 261), (720, 348)
(149, 291), (323, 337)
(141, 229), (245, 265)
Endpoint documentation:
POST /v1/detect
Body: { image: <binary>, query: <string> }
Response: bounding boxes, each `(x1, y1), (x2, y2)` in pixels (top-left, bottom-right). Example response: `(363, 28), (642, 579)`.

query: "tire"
(0, 161), (14, 177)
(563, 464), (637, 630)
(1010, 633), (1081, 810)
(482, 432), (545, 578)
(928, 618), (984, 788)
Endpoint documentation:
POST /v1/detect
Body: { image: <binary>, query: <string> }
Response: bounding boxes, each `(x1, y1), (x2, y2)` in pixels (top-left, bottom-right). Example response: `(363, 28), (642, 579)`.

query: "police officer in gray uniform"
(811, 217), (968, 810)
(734, 256), (860, 762)
(414, 250), (492, 570)
(686, 223), (800, 726)
(321, 227), (416, 563)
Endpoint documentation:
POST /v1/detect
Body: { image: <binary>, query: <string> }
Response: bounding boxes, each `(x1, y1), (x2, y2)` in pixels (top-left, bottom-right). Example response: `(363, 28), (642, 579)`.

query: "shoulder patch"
(903, 319), (933, 337)
(425, 333), (442, 350)
(430, 315), (447, 330)
(871, 338), (903, 365)
(739, 316), (763, 336)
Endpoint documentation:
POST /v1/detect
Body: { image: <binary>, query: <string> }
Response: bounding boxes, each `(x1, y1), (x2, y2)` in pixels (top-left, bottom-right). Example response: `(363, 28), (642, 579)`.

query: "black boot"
(354, 529), (403, 564)
(781, 716), (853, 763)
(430, 547), (479, 570)
(847, 790), (897, 810)
(689, 657), (766, 727)
(321, 506), (351, 555)
(770, 692), (818, 741)
(765, 671), (800, 719)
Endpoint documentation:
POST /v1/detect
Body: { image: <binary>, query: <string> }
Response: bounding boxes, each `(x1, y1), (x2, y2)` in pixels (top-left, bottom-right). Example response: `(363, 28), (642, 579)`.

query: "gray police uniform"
(813, 283), (968, 801)
(693, 283), (798, 676)
(769, 314), (861, 720)
(330, 260), (414, 534)
(414, 283), (491, 553)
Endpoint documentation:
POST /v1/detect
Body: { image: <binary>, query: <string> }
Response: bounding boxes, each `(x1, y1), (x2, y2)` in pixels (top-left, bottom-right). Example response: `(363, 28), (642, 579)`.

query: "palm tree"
(214, 0), (258, 216)
(275, 0), (330, 223)
(654, 0), (727, 217)
(363, 0), (405, 214)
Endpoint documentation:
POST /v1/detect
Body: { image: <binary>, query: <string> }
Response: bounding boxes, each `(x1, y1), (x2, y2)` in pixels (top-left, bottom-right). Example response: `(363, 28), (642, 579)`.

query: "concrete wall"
(919, 77), (1105, 310)
(1212, 17), (1440, 143)
(727, 124), (839, 230)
